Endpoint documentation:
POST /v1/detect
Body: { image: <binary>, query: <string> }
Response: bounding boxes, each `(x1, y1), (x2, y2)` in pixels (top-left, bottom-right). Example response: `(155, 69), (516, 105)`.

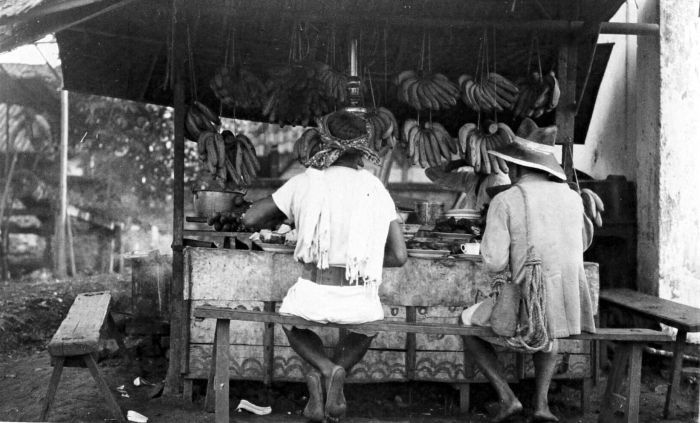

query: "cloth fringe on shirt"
(293, 168), (385, 292)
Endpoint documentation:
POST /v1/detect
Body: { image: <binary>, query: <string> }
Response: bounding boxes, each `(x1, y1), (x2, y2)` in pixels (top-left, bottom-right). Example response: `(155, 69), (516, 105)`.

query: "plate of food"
(407, 249), (451, 259)
(254, 242), (296, 254)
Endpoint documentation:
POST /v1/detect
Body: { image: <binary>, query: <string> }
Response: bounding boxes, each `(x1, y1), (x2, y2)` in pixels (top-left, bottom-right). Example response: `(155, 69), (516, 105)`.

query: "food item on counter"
(458, 73), (519, 113)
(185, 101), (221, 142)
(434, 217), (482, 235)
(403, 120), (458, 168)
(580, 188), (605, 228)
(513, 71), (560, 118)
(210, 66), (267, 110)
(395, 70), (460, 111)
(457, 121), (515, 175)
(365, 107), (399, 155)
(206, 209), (250, 232)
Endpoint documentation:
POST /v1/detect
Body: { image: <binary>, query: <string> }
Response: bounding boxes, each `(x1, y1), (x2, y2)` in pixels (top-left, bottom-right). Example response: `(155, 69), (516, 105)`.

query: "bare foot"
(532, 408), (559, 422)
(303, 369), (325, 422)
(324, 366), (346, 419)
(491, 399), (523, 423)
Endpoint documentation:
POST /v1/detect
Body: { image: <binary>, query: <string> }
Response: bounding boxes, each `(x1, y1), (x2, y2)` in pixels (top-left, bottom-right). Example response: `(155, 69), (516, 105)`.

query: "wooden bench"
(600, 288), (700, 419)
(41, 291), (128, 423)
(194, 306), (671, 423)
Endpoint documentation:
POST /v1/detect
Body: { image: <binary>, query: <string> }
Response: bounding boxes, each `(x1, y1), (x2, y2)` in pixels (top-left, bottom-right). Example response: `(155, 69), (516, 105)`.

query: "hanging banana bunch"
(185, 101), (221, 142)
(402, 120), (458, 168)
(457, 121), (515, 175)
(210, 66), (267, 110)
(512, 71), (561, 119)
(365, 107), (399, 155)
(458, 73), (519, 113)
(197, 130), (260, 188)
(293, 128), (323, 165)
(395, 70), (460, 111)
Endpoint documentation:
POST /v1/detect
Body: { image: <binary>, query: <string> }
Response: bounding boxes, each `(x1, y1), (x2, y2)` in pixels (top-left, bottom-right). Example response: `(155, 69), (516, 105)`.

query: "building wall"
(570, 0), (700, 341)
(571, 3), (638, 180)
(655, 0), (700, 341)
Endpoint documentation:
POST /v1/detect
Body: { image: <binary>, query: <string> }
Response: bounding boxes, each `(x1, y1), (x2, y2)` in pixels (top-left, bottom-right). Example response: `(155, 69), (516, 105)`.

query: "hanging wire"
(366, 66), (377, 110)
(186, 23), (197, 101)
(383, 25), (388, 103)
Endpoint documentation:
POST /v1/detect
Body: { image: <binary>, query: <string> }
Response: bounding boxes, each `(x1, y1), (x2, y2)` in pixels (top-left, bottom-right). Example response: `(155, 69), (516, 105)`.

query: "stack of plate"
(443, 208), (482, 220)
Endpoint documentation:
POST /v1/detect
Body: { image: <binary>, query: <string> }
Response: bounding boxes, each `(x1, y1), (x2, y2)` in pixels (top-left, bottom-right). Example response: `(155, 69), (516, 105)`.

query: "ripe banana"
(395, 70), (459, 111)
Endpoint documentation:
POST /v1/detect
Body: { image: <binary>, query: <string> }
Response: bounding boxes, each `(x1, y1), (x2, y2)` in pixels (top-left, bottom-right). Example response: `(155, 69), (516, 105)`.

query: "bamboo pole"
(55, 90), (68, 278)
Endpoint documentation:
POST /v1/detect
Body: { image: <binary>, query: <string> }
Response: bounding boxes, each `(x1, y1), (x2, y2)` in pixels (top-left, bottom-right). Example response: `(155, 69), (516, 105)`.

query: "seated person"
(243, 110), (407, 422)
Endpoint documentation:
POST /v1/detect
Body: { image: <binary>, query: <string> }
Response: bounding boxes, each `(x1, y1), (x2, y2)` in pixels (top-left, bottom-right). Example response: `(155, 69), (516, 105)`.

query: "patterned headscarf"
(304, 112), (381, 169)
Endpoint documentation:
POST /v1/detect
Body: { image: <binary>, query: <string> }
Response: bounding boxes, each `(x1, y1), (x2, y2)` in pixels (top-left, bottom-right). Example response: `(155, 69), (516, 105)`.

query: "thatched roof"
(1, 0), (626, 136)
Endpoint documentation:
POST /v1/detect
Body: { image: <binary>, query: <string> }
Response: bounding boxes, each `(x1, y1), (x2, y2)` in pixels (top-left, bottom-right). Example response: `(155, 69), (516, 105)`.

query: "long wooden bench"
(600, 288), (700, 419)
(41, 291), (128, 423)
(194, 306), (671, 423)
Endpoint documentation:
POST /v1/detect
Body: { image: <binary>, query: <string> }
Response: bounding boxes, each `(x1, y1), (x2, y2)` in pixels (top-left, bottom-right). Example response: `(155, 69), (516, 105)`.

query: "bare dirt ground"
(0, 275), (698, 423)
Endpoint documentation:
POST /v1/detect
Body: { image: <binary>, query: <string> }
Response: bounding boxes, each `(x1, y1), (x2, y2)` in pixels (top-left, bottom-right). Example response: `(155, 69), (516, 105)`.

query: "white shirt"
(272, 166), (397, 268)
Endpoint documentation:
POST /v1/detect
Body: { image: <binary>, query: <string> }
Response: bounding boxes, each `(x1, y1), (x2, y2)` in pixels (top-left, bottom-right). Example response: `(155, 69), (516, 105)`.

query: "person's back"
(483, 173), (595, 337)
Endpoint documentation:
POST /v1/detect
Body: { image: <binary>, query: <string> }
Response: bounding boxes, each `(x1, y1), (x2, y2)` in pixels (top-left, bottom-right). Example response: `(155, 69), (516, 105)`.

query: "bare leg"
(303, 369), (324, 422)
(532, 347), (559, 422)
(284, 327), (337, 376)
(462, 336), (523, 422)
(332, 331), (375, 372)
(284, 327), (345, 420)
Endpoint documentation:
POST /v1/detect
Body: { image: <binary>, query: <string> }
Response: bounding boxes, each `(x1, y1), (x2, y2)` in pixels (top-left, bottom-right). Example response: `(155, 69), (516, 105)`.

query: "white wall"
(570, 3), (638, 180)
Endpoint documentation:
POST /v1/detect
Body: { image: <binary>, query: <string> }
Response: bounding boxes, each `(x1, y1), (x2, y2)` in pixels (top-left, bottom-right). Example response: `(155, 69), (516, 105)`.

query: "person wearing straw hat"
(243, 110), (407, 422)
(460, 130), (596, 422)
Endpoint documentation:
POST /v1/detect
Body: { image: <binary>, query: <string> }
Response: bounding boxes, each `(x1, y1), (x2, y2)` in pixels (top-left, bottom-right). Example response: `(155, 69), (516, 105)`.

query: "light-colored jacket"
(481, 173), (596, 338)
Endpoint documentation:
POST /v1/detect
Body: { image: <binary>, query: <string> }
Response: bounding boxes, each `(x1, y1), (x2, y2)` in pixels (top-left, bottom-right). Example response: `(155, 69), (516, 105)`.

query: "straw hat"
(487, 119), (566, 181)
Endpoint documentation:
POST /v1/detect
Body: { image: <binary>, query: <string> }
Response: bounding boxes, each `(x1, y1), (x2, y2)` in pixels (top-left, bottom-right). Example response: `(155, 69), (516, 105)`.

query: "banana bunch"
(395, 71), (460, 111)
(263, 64), (333, 127)
(366, 107), (399, 154)
(197, 131), (227, 187)
(315, 62), (348, 105)
(292, 128), (323, 165)
(457, 121), (515, 175)
(185, 101), (221, 142)
(210, 66), (267, 110)
(403, 120), (458, 168)
(457, 73), (519, 113)
(222, 130), (260, 186)
(513, 71), (561, 119)
(581, 188), (604, 228)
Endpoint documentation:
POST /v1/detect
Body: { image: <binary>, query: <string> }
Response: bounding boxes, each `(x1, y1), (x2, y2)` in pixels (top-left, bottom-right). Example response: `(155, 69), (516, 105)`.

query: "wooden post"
(164, 12), (187, 396)
(556, 41), (577, 182)
(66, 215), (76, 276)
(55, 90), (69, 278)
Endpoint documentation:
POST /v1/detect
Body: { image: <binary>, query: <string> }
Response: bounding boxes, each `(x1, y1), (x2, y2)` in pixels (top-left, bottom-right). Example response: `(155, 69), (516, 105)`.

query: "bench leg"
(664, 329), (687, 419)
(213, 319), (231, 423)
(83, 353), (127, 423)
(624, 343), (642, 423)
(183, 379), (194, 403)
(458, 383), (470, 415)
(599, 344), (630, 423)
(581, 377), (592, 415)
(40, 356), (64, 421)
(204, 323), (219, 413)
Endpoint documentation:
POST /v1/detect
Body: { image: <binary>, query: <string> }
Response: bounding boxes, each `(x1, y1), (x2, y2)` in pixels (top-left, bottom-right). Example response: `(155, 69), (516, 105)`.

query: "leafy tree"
(69, 94), (199, 221)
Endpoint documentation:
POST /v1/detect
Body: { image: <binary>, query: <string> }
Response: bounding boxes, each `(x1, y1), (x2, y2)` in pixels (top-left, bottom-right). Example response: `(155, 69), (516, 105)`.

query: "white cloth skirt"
(279, 278), (384, 324)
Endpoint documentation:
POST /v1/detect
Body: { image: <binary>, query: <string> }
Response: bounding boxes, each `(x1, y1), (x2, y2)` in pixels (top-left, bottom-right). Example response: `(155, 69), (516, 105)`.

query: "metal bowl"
(193, 190), (245, 216)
